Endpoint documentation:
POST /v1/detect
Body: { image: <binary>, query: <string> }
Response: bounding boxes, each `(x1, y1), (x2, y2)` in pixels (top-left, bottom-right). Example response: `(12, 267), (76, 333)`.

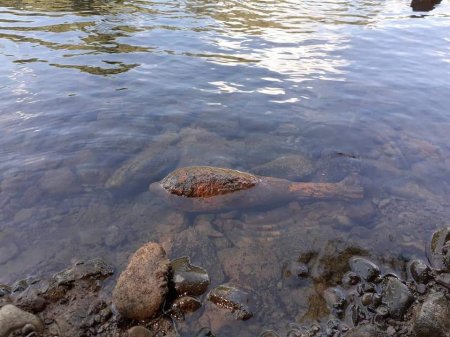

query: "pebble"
(113, 242), (170, 320)
(0, 304), (44, 337)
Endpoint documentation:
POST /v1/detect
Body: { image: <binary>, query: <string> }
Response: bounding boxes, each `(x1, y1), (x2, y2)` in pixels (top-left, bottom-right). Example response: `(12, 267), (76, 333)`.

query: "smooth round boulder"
(113, 242), (170, 320)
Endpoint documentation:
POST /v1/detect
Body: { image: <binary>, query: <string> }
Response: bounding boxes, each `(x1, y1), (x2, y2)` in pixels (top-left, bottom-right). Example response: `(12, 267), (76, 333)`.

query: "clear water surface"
(1, 0), (450, 335)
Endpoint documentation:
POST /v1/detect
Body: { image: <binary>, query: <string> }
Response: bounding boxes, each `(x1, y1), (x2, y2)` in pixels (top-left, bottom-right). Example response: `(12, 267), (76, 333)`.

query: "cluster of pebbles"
(1, 228), (450, 337)
(0, 242), (250, 337)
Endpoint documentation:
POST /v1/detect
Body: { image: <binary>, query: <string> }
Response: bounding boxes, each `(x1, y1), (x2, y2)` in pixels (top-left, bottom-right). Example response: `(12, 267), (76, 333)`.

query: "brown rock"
(113, 242), (170, 320)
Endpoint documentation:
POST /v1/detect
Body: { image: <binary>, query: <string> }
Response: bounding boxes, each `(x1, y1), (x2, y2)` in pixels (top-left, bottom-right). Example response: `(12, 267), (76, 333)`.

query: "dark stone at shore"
(408, 259), (431, 284)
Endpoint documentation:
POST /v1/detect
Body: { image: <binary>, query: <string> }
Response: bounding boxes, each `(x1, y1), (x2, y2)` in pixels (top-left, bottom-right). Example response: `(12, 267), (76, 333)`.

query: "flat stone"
(113, 242), (170, 320)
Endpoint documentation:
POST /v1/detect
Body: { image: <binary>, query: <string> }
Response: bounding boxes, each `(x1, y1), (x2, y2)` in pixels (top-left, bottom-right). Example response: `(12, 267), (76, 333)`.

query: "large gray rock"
(113, 242), (170, 320)
(414, 292), (450, 337)
(0, 304), (43, 337)
(381, 276), (414, 319)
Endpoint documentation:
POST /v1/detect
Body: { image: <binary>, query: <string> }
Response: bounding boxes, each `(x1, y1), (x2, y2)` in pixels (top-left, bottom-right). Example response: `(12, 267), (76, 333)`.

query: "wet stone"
(207, 285), (253, 320)
(408, 259), (431, 284)
(381, 276), (414, 319)
(170, 296), (202, 318)
(349, 257), (380, 282)
(170, 256), (210, 297)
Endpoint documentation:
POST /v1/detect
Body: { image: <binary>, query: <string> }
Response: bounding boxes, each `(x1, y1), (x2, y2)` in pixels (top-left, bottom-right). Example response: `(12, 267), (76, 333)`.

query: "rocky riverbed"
(1, 228), (450, 337)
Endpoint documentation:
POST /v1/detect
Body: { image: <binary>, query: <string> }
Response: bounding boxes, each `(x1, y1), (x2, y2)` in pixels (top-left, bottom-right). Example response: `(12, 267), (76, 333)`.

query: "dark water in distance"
(1, 0), (450, 335)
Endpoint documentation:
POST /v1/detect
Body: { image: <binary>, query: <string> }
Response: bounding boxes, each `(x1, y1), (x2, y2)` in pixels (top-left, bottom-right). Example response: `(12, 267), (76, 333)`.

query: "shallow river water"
(1, 0), (450, 335)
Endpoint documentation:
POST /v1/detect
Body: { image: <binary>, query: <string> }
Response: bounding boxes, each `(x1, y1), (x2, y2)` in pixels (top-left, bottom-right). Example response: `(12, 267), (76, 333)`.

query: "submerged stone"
(250, 154), (314, 181)
(152, 166), (363, 212)
(207, 285), (253, 320)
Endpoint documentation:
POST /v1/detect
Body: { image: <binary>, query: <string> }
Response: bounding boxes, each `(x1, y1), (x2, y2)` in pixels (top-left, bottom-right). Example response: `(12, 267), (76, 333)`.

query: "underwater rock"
(39, 167), (78, 195)
(349, 257), (380, 282)
(170, 256), (210, 297)
(250, 154), (314, 181)
(106, 132), (180, 193)
(0, 240), (19, 265)
(0, 304), (43, 337)
(113, 242), (170, 320)
(207, 285), (253, 320)
(151, 166), (363, 212)
(380, 275), (414, 319)
(413, 292), (450, 337)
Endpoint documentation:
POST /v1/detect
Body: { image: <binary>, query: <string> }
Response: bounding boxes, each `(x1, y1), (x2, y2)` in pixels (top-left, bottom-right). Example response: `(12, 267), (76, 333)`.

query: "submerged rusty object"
(150, 166), (363, 212)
